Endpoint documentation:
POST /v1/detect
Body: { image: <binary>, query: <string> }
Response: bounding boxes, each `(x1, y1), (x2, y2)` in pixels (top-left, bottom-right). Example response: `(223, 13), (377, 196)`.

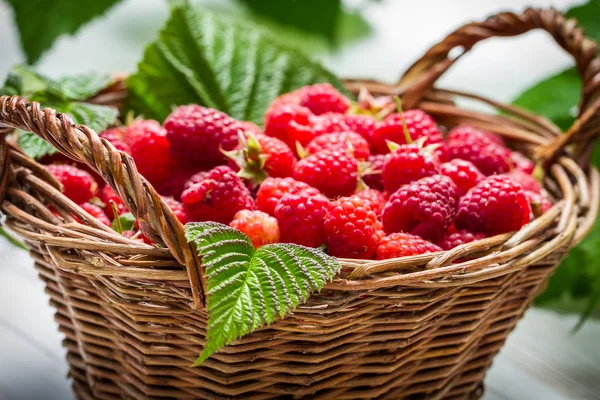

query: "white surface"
(1, 0), (600, 399)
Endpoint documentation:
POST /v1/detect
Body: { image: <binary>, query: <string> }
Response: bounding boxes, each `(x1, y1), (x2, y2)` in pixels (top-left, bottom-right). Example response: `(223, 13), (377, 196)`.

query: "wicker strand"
(0, 128), (10, 206)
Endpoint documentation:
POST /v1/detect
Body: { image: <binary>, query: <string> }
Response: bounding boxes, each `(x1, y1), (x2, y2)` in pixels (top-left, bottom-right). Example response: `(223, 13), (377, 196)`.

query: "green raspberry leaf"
(0, 65), (51, 97)
(185, 222), (341, 364)
(16, 130), (57, 159)
(111, 212), (136, 234)
(53, 73), (114, 101)
(2, 66), (119, 160)
(512, 67), (580, 132)
(5, 0), (124, 65)
(127, 0), (347, 125)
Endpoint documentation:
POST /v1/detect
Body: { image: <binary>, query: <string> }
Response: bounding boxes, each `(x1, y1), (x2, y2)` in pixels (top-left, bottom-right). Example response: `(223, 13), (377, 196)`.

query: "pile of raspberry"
(40, 83), (552, 258)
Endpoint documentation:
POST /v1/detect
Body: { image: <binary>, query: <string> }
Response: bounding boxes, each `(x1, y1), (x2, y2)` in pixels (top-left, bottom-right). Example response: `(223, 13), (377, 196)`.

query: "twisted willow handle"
(398, 7), (600, 166)
(0, 96), (206, 309)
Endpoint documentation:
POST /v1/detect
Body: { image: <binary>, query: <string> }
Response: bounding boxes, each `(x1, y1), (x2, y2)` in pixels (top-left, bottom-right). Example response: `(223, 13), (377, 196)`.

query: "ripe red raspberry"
(127, 120), (175, 186)
(311, 112), (352, 135)
(454, 175), (531, 236)
(181, 166), (255, 224)
(363, 154), (385, 191)
(383, 144), (440, 193)
(294, 150), (359, 198)
(45, 164), (98, 204)
(100, 127), (130, 154)
(298, 83), (351, 115)
(511, 151), (535, 174)
(264, 103), (313, 148)
(445, 139), (512, 176)
(343, 114), (377, 143)
(125, 120), (162, 148)
(164, 105), (241, 167)
(100, 185), (128, 219)
(266, 91), (304, 112)
(439, 159), (485, 197)
(506, 169), (541, 193)
(80, 202), (111, 227)
(240, 121), (263, 136)
(162, 196), (190, 224)
(324, 196), (382, 259)
(306, 131), (370, 160)
(230, 209), (280, 248)
(437, 230), (486, 250)
(371, 109), (443, 154)
(228, 134), (296, 183)
(158, 166), (205, 200)
(382, 175), (458, 240)
(446, 125), (504, 147)
(525, 190), (552, 218)
(376, 232), (442, 260)
(274, 191), (329, 247)
(353, 189), (386, 215)
(255, 177), (319, 216)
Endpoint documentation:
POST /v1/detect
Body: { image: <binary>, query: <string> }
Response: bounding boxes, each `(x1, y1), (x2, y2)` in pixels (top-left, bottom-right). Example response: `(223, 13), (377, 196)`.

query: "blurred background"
(1, 0), (599, 399)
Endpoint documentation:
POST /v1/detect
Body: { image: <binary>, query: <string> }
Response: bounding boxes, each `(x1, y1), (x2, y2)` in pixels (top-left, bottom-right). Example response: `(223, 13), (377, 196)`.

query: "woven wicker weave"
(1, 8), (599, 400)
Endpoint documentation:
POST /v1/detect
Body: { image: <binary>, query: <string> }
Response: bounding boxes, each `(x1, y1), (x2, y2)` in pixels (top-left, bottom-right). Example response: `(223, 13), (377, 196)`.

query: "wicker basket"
(1, 7), (599, 400)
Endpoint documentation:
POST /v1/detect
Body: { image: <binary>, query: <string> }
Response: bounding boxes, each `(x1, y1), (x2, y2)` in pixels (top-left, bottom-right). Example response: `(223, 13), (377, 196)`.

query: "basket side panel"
(34, 254), (563, 399)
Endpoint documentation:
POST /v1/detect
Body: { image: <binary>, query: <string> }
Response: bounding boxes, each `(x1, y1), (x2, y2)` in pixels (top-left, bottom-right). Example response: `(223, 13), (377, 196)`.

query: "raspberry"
(311, 112), (352, 135)
(162, 196), (190, 224)
(437, 230), (486, 250)
(80, 202), (111, 227)
(267, 91), (304, 112)
(353, 189), (386, 215)
(371, 109), (443, 154)
(128, 120), (175, 186)
(511, 151), (535, 174)
(100, 185), (128, 219)
(230, 210), (280, 248)
(264, 103), (313, 148)
(240, 121), (264, 136)
(306, 131), (370, 160)
(445, 139), (512, 176)
(164, 105), (242, 167)
(446, 125), (504, 147)
(255, 177), (319, 216)
(45, 164), (98, 204)
(376, 232), (442, 260)
(383, 144), (440, 193)
(454, 175), (531, 236)
(439, 159), (485, 197)
(228, 134), (296, 183)
(382, 175), (458, 240)
(100, 127), (131, 154)
(343, 114), (377, 143)
(506, 169), (541, 193)
(125, 120), (162, 148)
(181, 166), (255, 224)
(525, 190), (552, 218)
(363, 154), (385, 191)
(274, 191), (329, 247)
(324, 196), (382, 259)
(293, 150), (359, 198)
(158, 166), (205, 200)
(298, 83), (351, 115)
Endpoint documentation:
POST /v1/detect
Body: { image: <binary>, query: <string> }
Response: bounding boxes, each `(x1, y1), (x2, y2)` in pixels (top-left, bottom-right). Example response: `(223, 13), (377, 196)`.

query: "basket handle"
(0, 96), (206, 309)
(398, 7), (600, 165)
